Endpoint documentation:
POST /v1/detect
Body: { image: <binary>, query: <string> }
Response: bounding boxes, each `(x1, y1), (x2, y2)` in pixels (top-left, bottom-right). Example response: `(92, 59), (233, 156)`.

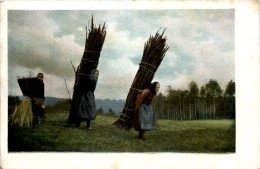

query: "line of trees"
(96, 107), (117, 117)
(153, 79), (235, 120)
(8, 79), (235, 120)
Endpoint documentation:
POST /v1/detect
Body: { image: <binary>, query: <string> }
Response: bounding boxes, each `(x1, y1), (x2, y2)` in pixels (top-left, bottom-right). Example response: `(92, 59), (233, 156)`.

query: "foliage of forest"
(153, 79), (235, 120)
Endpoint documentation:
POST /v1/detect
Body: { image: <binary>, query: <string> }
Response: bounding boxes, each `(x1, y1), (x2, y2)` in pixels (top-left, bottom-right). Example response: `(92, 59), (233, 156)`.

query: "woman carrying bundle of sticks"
(74, 69), (99, 130)
(31, 73), (45, 127)
(133, 81), (160, 140)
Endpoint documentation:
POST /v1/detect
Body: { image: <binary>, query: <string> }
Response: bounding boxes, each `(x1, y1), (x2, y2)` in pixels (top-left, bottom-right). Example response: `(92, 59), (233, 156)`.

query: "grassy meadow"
(8, 110), (235, 153)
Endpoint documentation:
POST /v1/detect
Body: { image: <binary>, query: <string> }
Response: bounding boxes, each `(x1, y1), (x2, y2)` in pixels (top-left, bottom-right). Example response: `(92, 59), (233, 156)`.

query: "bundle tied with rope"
(113, 29), (169, 130)
(67, 16), (107, 124)
(10, 77), (36, 127)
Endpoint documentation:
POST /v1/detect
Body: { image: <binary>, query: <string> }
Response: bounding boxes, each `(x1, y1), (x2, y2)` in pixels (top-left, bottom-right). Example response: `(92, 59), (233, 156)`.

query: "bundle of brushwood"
(17, 77), (36, 97)
(67, 17), (106, 124)
(114, 30), (169, 130)
(10, 96), (33, 127)
(10, 77), (36, 126)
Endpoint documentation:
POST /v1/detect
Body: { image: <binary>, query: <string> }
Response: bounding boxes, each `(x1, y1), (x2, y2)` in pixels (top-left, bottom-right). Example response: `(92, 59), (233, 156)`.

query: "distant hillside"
(15, 95), (125, 115)
(96, 99), (125, 115)
(17, 96), (64, 106)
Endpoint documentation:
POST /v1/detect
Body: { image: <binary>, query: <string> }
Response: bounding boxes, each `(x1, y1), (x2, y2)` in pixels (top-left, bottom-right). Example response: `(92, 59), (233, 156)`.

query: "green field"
(8, 111), (235, 153)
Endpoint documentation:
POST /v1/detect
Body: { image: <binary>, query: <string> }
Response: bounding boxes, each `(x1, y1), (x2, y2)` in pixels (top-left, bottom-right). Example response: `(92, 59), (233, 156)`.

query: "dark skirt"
(75, 91), (96, 122)
(31, 98), (44, 118)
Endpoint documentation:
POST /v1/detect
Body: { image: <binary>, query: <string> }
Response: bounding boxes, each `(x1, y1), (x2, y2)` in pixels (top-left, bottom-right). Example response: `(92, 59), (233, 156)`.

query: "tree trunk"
(190, 105), (192, 120)
(203, 100), (205, 119)
(179, 105), (181, 120)
(160, 106), (163, 119)
(213, 98), (216, 119)
(167, 105), (170, 119)
(194, 98), (197, 120)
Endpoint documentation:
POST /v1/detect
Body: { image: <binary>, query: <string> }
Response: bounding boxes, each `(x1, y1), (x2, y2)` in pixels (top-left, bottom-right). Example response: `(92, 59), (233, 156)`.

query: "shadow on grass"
(8, 124), (59, 152)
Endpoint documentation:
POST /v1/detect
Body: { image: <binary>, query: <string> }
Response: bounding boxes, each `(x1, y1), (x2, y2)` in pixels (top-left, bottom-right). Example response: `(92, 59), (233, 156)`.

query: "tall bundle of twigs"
(67, 16), (106, 124)
(75, 16), (106, 80)
(114, 30), (169, 130)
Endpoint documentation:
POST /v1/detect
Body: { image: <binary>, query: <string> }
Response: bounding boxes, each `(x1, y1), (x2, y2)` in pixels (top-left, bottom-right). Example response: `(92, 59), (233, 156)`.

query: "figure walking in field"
(31, 73), (45, 127)
(133, 82), (160, 140)
(11, 73), (45, 127)
(73, 69), (99, 130)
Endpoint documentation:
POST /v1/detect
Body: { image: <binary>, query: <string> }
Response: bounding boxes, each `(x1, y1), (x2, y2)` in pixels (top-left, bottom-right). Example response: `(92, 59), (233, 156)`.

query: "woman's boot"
(142, 131), (147, 140)
(76, 121), (80, 128)
(86, 120), (92, 130)
(138, 132), (142, 139)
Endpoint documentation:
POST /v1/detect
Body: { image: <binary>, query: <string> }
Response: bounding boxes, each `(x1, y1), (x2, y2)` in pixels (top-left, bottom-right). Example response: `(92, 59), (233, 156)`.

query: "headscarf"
(148, 81), (159, 95)
(87, 69), (99, 92)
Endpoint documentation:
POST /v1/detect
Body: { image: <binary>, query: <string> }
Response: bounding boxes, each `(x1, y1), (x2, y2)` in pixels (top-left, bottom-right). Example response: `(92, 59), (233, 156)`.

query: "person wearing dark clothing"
(74, 69), (99, 130)
(31, 73), (45, 127)
(133, 82), (160, 140)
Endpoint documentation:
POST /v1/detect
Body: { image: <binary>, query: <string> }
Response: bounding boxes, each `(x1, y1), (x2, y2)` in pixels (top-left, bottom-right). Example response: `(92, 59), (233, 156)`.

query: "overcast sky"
(8, 10), (234, 99)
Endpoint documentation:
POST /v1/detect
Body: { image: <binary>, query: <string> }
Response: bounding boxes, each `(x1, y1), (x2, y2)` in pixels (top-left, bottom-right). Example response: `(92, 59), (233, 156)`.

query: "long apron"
(139, 104), (156, 130)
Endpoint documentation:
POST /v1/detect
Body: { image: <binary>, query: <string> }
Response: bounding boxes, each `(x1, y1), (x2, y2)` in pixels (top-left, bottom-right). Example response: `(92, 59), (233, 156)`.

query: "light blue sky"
(8, 10), (234, 99)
